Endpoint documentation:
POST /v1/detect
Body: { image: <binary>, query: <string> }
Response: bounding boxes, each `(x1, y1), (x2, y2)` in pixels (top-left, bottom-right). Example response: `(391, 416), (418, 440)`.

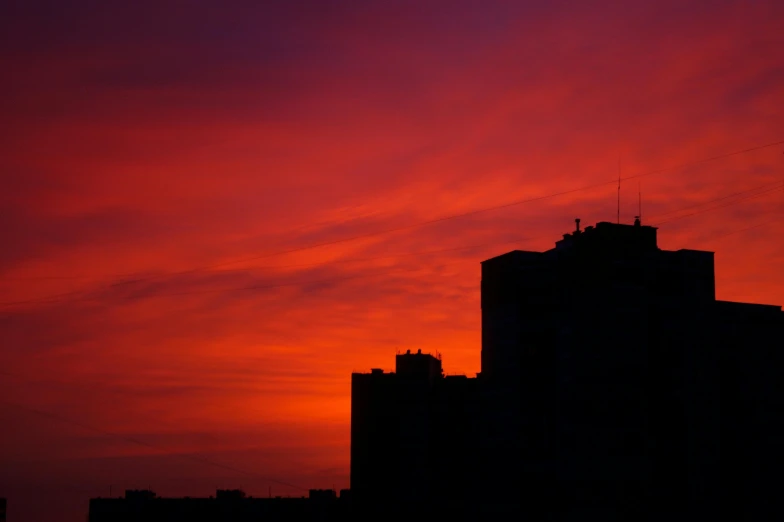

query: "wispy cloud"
(1, 1), (783, 520)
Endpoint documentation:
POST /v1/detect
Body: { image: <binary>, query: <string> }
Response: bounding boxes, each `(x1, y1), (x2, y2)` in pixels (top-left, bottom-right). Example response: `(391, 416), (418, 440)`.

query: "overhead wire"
(170, 138), (784, 273)
(2, 138), (782, 286)
(690, 218), (779, 246)
(1, 186), (781, 493)
(645, 180), (783, 221)
(1, 139), (782, 309)
(1, 180), (782, 309)
(0, 210), (778, 484)
(651, 184), (783, 226)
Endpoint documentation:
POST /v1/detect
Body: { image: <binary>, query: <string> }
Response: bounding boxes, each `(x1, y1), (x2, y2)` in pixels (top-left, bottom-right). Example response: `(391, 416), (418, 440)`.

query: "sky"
(1, 0), (783, 520)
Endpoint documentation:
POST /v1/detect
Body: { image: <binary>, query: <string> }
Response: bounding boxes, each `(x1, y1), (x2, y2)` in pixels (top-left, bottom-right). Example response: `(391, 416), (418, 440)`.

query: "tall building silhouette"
(351, 219), (784, 520)
(482, 219), (783, 520)
(0, 497), (5, 522)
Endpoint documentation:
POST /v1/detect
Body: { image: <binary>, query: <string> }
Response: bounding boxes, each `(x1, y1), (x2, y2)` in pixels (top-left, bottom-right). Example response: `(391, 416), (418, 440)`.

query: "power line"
(620, 139), (784, 183)
(0, 212), (781, 434)
(651, 184), (783, 226)
(1, 141), (780, 502)
(2, 213), (777, 435)
(190, 138), (784, 272)
(3, 138), (782, 288)
(1, 193), (780, 496)
(645, 180), (783, 221)
(1, 180), (782, 309)
(690, 218), (779, 246)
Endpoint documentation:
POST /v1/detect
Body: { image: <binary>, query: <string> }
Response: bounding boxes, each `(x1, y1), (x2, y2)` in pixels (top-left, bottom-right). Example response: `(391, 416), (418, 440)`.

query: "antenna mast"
(638, 182), (642, 223)
(617, 155), (621, 224)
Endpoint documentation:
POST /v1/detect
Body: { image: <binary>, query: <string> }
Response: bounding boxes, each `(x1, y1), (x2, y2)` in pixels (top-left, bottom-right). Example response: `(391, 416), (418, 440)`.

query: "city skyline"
(350, 219), (783, 520)
(2, 1), (784, 521)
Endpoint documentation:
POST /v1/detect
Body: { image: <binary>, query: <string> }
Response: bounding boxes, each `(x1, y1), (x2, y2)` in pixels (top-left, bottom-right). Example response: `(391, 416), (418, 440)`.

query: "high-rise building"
(480, 219), (784, 520)
(0, 497), (6, 522)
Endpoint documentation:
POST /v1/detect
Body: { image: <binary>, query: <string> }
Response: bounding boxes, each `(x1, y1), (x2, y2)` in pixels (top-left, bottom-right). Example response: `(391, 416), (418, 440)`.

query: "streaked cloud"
(1, 1), (783, 520)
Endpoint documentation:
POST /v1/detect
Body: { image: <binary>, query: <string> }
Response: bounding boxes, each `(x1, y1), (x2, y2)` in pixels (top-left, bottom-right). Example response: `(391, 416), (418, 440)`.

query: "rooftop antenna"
(617, 154), (621, 224)
(638, 182), (642, 222)
(634, 182), (642, 226)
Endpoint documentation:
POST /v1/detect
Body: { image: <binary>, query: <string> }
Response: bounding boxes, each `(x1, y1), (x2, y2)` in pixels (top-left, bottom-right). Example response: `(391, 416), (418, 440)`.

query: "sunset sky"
(1, 1), (783, 520)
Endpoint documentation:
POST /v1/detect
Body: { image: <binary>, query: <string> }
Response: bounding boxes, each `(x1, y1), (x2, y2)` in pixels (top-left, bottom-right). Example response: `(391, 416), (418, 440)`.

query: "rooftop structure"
(88, 489), (348, 522)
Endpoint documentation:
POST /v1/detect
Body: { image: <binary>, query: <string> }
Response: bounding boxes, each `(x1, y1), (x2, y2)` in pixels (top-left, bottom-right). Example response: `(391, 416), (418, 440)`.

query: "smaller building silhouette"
(88, 488), (348, 522)
(0, 497), (5, 522)
(351, 350), (478, 518)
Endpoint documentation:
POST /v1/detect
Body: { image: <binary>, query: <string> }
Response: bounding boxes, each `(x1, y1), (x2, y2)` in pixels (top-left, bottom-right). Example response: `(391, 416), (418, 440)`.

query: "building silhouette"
(80, 218), (782, 521)
(350, 350), (477, 518)
(88, 489), (348, 522)
(0, 497), (5, 522)
(352, 219), (784, 521)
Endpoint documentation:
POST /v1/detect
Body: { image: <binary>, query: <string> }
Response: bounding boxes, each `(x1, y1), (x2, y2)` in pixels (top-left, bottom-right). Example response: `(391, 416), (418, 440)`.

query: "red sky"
(1, 1), (783, 520)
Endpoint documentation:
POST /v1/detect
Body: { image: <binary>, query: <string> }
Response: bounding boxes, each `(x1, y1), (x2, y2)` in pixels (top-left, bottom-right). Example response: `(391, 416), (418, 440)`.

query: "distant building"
(0, 498), (5, 522)
(88, 488), (348, 522)
(350, 350), (477, 518)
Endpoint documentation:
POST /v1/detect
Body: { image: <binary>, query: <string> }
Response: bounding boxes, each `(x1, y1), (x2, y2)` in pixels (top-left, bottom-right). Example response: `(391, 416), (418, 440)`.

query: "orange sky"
(1, 1), (783, 520)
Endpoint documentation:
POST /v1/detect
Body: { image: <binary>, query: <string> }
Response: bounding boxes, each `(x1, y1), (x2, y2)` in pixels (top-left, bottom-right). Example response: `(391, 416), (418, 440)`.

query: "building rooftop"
(554, 219), (659, 253)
